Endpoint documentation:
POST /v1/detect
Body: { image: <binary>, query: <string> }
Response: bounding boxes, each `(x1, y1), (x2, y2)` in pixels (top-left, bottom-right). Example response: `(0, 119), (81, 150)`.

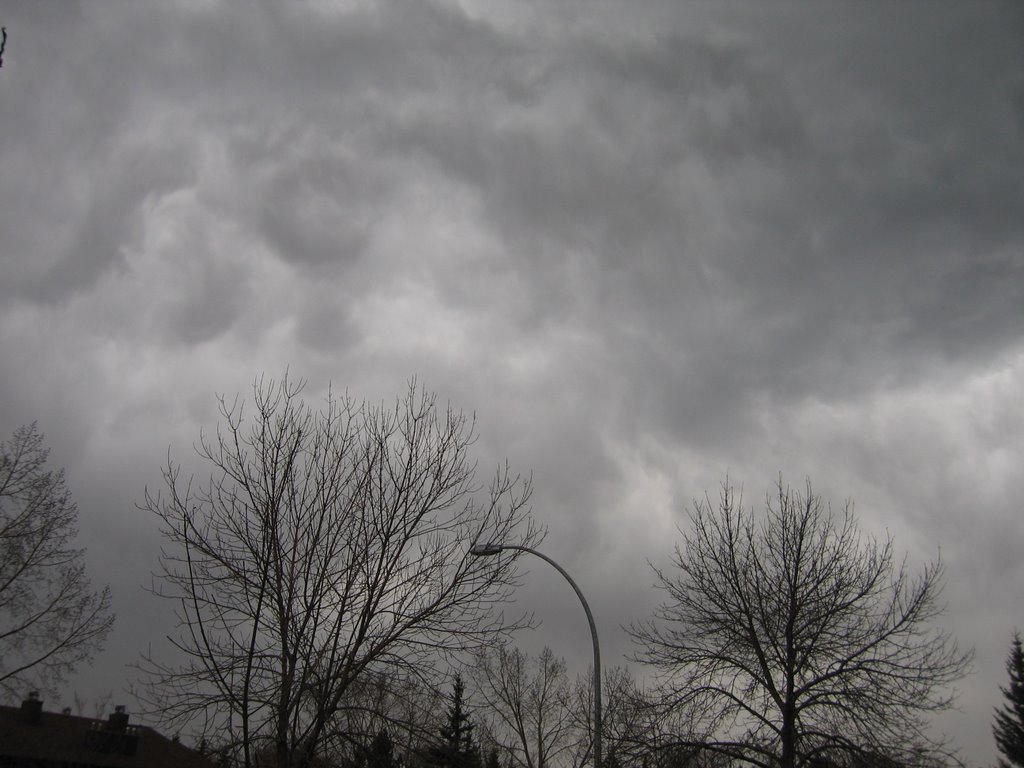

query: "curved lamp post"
(470, 543), (601, 768)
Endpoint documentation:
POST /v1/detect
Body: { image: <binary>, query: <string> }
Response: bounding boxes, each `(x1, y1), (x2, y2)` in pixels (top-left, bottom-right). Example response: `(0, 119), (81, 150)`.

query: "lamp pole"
(470, 543), (601, 768)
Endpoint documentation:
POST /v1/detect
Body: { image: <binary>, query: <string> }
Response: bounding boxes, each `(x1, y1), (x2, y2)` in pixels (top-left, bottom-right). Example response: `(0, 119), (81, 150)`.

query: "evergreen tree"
(427, 675), (481, 768)
(361, 730), (398, 768)
(994, 632), (1024, 768)
(604, 747), (623, 768)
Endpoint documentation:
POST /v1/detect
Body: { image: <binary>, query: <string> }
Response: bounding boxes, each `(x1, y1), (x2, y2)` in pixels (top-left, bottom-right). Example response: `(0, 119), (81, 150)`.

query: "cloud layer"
(1, 1), (1022, 762)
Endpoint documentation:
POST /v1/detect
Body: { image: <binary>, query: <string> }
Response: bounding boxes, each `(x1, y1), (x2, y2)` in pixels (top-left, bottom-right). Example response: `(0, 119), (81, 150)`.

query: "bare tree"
(0, 423), (114, 700)
(470, 645), (650, 768)
(569, 666), (649, 768)
(629, 479), (971, 768)
(72, 687), (115, 719)
(472, 645), (575, 768)
(139, 375), (539, 768)
(319, 668), (447, 767)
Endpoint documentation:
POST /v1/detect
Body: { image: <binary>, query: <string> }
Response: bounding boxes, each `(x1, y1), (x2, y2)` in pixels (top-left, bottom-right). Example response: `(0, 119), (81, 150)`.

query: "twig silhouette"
(0, 28), (7, 68)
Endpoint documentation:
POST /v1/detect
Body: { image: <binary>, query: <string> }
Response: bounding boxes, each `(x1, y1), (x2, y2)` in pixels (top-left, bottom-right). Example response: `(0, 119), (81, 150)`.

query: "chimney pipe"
(21, 691), (43, 725)
(107, 705), (129, 733)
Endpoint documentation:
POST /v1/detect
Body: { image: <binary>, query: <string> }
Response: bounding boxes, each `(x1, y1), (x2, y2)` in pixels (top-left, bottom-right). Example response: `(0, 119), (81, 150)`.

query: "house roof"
(0, 704), (218, 768)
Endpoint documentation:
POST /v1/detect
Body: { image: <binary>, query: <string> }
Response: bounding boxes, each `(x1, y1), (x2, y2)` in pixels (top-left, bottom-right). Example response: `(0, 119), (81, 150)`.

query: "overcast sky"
(1, 0), (1023, 763)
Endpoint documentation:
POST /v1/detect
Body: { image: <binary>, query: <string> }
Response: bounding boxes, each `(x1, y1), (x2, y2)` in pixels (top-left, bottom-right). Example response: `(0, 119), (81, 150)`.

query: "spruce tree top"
(427, 675), (481, 768)
(994, 632), (1024, 768)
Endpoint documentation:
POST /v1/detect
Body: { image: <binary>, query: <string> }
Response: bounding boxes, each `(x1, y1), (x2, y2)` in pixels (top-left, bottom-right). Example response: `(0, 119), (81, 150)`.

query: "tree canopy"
(426, 675), (481, 768)
(994, 632), (1024, 768)
(630, 479), (971, 768)
(140, 375), (538, 768)
(0, 423), (113, 699)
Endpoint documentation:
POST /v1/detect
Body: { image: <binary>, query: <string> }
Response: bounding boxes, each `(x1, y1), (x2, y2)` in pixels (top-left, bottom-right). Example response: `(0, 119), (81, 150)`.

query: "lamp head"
(470, 543), (504, 557)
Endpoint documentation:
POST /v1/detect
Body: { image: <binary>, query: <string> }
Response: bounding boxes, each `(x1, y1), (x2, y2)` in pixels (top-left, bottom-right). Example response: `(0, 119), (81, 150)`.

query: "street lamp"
(470, 543), (601, 768)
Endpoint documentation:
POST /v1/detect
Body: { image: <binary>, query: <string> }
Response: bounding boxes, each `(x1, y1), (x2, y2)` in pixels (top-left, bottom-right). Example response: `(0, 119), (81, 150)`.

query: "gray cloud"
(0, 0), (1022, 762)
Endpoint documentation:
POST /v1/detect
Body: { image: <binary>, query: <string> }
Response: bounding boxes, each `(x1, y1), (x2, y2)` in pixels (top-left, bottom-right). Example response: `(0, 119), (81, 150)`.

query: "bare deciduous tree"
(568, 666), (649, 768)
(471, 644), (651, 768)
(630, 479), (971, 768)
(472, 645), (575, 768)
(139, 375), (539, 768)
(0, 423), (113, 700)
(577, 667), (652, 768)
(321, 668), (446, 767)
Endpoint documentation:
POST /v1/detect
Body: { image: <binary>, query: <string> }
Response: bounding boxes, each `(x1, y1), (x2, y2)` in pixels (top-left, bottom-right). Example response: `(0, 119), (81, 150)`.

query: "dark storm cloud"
(348, 1), (1024, 458)
(1, 1), (1022, 762)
